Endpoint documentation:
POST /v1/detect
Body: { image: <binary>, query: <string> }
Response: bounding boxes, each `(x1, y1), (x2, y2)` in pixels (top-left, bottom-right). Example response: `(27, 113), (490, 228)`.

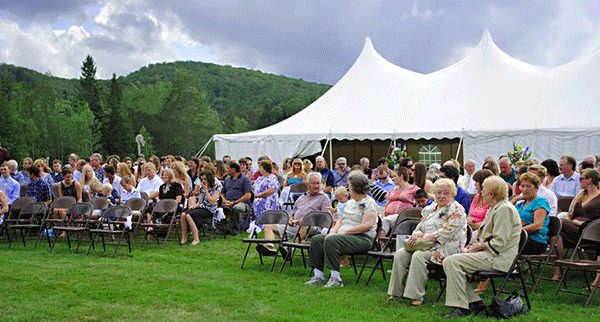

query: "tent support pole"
(195, 137), (214, 158)
(455, 133), (464, 161)
(329, 138), (333, 168)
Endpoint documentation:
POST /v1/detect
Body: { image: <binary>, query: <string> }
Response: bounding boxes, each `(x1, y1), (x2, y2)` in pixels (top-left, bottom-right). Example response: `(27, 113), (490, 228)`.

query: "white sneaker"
(304, 276), (325, 286)
(323, 277), (344, 288)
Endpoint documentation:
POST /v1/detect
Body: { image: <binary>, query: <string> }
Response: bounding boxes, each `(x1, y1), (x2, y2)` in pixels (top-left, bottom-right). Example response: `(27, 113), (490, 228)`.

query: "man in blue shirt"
(221, 160), (252, 233)
(7, 160), (26, 184)
(332, 157), (349, 188)
(20, 157), (33, 184)
(0, 164), (20, 206)
(373, 165), (396, 207)
(315, 156), (334, 194)
(25, 165), (52, 205)
(440, 164), (471, 214)
(551, 155), (580, 197)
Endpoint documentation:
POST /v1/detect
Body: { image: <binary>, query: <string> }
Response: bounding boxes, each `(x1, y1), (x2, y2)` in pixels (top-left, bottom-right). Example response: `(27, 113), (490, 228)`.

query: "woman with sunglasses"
(553, 169), (600, 280)
(284, 158), (306, 187)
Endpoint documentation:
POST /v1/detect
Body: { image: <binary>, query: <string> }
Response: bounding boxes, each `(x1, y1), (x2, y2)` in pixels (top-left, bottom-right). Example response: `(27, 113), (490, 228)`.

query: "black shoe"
(443, 307), (471, 318)
(256, 244), (277, 256)
(468, 300), (486, 316)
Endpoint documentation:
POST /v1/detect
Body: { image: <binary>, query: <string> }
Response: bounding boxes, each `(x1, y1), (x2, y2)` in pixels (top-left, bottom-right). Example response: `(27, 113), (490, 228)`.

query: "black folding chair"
(2, 196), (35, 242)
(51, 202), (94, 253)
(7, 202), (49, 248)
(519, 216), (562, 292)
(279, 211), (333, 273)
(554, 218), (600, 307)
(470, 230), (531, 310)
(45, 196), (76, 231)
(240, 209), (289, 270)
(87, 206), (133, 257)
(428, 226), (473, 301)
(357, 218), (420, 285)
(140, 199), (178, 248)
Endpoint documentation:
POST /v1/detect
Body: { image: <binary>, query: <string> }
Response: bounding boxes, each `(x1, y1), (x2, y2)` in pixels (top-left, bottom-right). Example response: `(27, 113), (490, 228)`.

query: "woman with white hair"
(305, 171), (378, 288)
(441, 176), (521, 318)
(387, 178), (467, 305)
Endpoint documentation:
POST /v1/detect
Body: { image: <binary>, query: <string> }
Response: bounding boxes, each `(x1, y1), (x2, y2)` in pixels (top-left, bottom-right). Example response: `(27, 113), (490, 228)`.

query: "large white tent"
(213, 31), (600, 166)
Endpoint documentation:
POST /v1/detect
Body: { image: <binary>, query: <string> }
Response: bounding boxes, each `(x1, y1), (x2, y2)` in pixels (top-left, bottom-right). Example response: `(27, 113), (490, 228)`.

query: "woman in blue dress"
(252, 160), (280, 222)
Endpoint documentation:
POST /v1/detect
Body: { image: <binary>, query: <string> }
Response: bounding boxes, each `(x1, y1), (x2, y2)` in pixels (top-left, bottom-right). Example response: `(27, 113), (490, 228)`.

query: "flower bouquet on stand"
(507, 143), (532, 166)
(388, 143), (410, 169)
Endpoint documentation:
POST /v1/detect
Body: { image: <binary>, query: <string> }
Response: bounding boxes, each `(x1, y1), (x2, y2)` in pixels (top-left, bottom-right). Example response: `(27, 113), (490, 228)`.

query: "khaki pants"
(442, 251), (495, 309)
(387, 249), (433, 300)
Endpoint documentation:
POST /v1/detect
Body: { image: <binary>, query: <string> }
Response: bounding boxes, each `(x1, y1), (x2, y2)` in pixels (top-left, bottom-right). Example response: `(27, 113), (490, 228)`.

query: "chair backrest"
(10, 196), (35, 215)
(66, 202), (94, 218)
(101, 205), (132, 220)
(289, 182), (308, 193)
(18, 202), (48, 221)
(51, 184), (60, 199)
(124, 198), (146, 212)
(152, 199), (178, 214)
(90, 197), (109, 210)
(140, 191), (149, 202)
(546, 216), (562, 241)
(557, 197), (573, 213)
(256, 210), (289, 225)
(517, 229), (529, 255)
(50, 196), (76, 210)
(580, 218), (600, 244)
(397, 207), (422, 221)
(465, 225), (473, 246)
(391, 218), (420, 236)
(299, 211), (334, 229)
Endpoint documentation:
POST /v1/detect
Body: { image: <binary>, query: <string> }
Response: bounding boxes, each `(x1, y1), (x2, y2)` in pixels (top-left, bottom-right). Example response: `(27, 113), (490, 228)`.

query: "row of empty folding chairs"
(1, 195), (180, 257)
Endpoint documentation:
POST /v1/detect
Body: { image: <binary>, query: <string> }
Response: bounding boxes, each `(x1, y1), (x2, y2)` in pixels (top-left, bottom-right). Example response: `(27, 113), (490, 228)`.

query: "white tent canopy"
(213, 31), (600, 166)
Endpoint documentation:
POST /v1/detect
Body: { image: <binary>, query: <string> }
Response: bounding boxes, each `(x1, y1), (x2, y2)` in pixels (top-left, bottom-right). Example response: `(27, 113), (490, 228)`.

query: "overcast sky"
(0, 1), (598, 84)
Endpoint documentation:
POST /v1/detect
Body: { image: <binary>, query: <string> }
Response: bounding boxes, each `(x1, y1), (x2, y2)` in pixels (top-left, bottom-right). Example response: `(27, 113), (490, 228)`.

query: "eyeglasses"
(580, 177), (590, 181)
(407, 164), (414, 168)
(337, 163), (346, 166)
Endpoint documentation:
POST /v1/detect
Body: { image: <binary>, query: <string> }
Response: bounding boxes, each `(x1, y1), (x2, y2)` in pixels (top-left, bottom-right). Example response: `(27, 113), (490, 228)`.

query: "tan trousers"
(442, 251), (494, 309)
(387, 248), (433, 300)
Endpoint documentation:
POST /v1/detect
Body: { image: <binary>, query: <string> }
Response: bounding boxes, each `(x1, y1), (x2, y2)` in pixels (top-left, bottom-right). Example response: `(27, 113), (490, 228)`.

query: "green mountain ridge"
(0, 60), (331, 161)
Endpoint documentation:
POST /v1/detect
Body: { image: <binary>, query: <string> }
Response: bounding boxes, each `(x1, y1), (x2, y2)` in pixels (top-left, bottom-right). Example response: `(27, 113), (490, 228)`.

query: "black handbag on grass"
(486, 291), (528, 319)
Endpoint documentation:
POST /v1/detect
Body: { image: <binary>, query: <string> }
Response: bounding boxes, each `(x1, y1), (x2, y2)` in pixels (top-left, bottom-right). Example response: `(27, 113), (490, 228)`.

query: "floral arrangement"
(507, 143), (532, 165)
(388, 143), (410, 169)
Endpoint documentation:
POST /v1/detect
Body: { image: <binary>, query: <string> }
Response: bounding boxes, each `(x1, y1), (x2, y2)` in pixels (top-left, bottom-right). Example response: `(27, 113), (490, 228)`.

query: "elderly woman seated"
(305, 171), (378, 287)
(386, 178), (467, 305)
(441, 176), (522, 318)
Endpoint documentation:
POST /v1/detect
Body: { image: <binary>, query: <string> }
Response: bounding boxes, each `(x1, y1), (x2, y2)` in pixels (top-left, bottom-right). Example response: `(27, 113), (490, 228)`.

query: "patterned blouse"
(412, 200), (467, 264)
(198, 184), (221, 214)
(252, 174), (280, 220)
(384, 184), (419, 217)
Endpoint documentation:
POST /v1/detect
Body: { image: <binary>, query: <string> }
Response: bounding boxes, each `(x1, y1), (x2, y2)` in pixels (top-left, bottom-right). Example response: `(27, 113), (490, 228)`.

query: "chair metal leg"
(355, 255), (370, 284)
(241, 243), (252, 269)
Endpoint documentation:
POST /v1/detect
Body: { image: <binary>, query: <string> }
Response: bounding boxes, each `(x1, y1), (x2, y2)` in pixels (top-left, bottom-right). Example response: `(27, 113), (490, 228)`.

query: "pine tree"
(79, 55), (108, 149)
(105, 74), (133, 155)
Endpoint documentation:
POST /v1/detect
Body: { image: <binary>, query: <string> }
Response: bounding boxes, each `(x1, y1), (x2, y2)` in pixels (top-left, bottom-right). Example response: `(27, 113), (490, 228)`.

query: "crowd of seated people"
(3, 150), (600, 315)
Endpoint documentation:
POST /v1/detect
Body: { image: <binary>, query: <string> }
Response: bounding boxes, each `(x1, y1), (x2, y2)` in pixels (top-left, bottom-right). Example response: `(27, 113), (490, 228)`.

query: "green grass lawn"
(0, 233), (598, 322)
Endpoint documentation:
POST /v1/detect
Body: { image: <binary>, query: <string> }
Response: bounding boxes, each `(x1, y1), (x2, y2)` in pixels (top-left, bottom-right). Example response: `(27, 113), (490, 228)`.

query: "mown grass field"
(0, 232), (598, 322)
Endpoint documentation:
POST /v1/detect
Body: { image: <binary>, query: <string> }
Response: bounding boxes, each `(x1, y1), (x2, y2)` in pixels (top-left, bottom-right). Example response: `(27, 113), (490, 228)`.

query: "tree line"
(0, 57), (331, 163)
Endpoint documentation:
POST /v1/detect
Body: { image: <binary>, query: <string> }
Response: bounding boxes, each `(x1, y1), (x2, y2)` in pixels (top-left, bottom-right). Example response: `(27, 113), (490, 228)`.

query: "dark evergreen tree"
(79, 55), (105, 152)
(105, 74), (133, 155)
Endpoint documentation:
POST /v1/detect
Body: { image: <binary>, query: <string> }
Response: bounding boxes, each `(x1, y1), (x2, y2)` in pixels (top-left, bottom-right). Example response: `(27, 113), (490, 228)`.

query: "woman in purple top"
(252, 160), (280, 223)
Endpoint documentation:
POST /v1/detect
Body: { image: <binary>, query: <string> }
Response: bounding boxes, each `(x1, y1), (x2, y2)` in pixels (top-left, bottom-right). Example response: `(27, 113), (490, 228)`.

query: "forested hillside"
(0, 59), (331, 162)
